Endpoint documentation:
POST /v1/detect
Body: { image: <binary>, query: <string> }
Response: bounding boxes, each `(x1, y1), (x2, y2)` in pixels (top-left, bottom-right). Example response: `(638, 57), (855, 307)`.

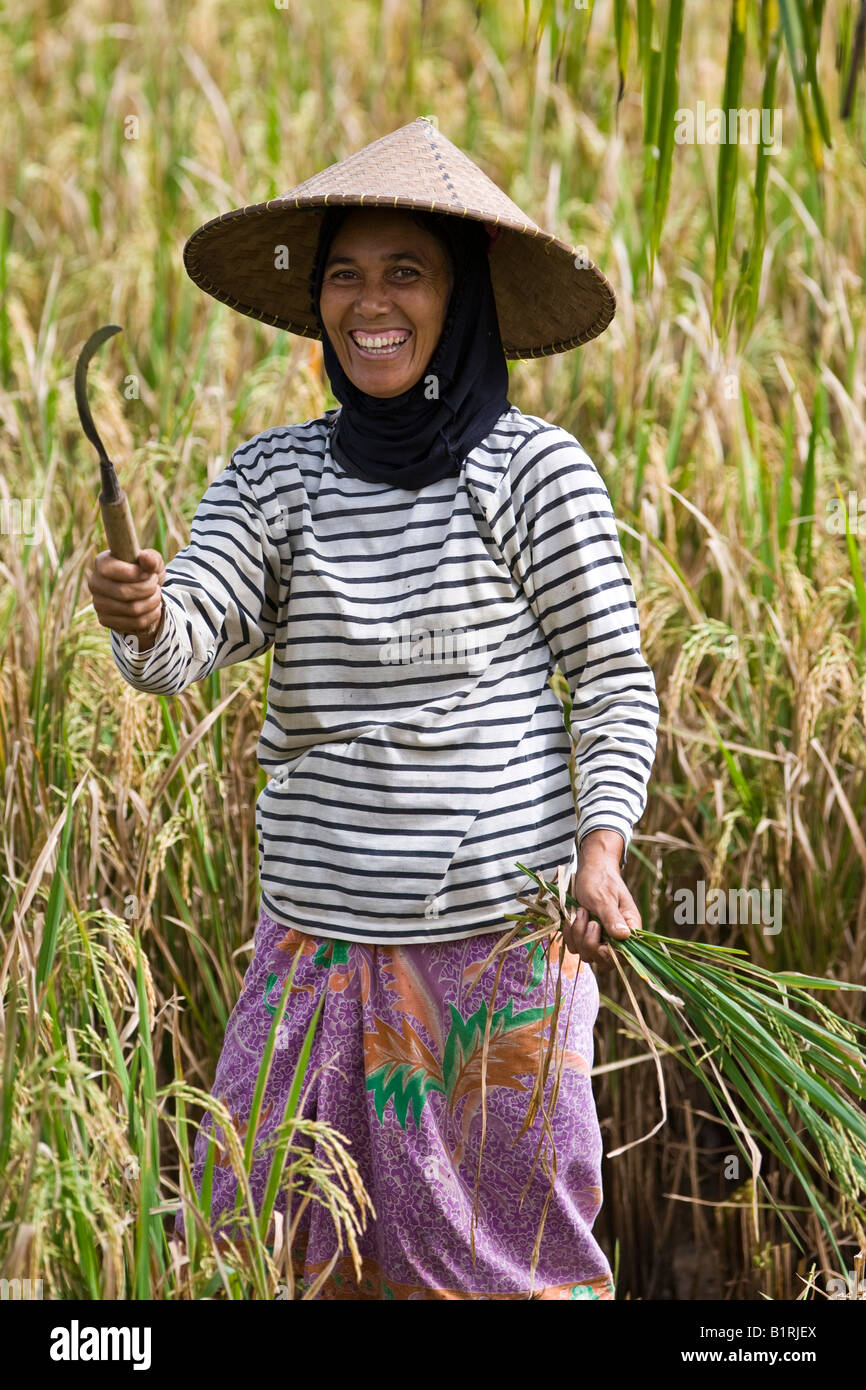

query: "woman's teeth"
(351, 332), (410, 356)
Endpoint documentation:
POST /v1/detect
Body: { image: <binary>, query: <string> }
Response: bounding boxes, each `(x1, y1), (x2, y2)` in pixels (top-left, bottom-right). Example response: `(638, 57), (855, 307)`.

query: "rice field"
(1, 0), (865, 1302)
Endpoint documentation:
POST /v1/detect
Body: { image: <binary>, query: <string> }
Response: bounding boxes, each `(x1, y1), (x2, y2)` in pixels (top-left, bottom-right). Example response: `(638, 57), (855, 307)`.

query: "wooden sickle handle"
(100, 490), (141, 564)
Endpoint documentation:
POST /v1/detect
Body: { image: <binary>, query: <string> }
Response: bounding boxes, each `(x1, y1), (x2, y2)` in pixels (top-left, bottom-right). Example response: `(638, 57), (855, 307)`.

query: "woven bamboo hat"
(183, 117), (615, 359)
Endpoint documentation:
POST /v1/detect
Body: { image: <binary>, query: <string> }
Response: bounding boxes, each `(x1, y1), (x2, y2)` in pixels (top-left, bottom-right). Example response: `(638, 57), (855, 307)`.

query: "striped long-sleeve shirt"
(110, 405), (659, 945)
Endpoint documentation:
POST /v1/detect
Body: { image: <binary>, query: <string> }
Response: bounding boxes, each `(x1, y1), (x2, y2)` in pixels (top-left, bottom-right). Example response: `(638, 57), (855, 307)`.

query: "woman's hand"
(561, 829), (640, 970)
(86, 548), (166, 650)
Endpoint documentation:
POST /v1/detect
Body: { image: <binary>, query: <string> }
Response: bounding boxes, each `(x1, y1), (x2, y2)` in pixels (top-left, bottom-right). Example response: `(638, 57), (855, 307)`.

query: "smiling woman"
(318, 210), (453, 395)
(309, 204), (511, 489)
(102, 118), (660, 1300)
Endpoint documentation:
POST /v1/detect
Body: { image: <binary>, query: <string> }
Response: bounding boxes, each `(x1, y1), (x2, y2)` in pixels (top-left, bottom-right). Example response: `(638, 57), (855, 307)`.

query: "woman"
(88, 119), (659, 1299)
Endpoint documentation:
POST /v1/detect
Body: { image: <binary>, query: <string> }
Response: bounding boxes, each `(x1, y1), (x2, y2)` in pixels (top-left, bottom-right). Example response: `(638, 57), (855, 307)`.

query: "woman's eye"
(326, 266), (418, 283)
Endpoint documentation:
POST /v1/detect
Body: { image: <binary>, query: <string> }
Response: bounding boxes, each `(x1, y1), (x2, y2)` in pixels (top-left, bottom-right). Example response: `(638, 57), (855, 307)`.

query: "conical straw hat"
(183, 117), (615, 359)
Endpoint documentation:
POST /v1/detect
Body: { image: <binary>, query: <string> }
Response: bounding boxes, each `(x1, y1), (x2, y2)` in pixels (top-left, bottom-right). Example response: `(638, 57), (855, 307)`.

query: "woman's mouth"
(348, 329), (412, 359)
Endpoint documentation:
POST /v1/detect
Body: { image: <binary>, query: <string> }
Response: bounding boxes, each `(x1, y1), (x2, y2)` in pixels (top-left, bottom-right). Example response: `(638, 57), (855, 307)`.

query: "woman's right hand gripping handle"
(87, 548), (166, 652)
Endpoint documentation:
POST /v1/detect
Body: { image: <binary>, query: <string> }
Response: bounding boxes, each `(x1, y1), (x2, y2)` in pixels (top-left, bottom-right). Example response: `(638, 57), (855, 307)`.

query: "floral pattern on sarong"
(176, 907), (615, 1300)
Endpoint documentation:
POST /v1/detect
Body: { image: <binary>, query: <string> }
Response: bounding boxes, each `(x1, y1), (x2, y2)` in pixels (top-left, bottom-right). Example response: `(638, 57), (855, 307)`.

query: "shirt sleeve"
(109, 454), (283, 696)
(490, 425), (659, 865)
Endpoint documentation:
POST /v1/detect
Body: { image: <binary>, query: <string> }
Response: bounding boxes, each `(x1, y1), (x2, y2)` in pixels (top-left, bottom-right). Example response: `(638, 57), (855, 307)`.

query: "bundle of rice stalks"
(471, 864), (866, 1287)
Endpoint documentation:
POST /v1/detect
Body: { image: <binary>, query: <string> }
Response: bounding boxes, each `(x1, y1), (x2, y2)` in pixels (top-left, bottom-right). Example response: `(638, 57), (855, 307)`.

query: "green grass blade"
(649, 0), (685, 272)
(713, 0), (748, 320)
(257, 986), (327, 1244)
(795, 379), (824, 577)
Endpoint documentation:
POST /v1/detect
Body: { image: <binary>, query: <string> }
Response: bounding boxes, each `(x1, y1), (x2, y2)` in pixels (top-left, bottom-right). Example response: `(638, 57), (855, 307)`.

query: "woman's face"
(318, 209), (453, 398)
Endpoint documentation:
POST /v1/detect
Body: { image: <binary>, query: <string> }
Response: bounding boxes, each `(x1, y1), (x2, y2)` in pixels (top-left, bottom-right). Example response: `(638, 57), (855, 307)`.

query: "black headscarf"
(308, 207), (510, 489)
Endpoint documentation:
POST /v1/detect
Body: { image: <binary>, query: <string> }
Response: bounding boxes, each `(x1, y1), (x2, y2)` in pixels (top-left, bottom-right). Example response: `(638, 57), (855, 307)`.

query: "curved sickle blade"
(74, 324), (122, 461)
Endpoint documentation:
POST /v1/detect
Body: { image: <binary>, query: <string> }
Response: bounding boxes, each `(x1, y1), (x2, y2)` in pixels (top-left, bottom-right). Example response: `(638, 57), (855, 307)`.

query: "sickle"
(75, 324), (141, 564)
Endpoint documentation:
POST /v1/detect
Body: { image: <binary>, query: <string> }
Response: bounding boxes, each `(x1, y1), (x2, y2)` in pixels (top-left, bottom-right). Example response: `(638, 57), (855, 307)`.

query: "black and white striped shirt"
(110, 405), (659, 945)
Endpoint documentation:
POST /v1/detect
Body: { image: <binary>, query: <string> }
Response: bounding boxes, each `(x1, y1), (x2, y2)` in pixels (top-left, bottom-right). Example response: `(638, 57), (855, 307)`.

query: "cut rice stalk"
(472, 864), (866, 1284)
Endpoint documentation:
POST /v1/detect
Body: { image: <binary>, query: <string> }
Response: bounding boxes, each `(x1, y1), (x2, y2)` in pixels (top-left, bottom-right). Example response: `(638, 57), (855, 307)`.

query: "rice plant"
(472, 860), (866, 1289)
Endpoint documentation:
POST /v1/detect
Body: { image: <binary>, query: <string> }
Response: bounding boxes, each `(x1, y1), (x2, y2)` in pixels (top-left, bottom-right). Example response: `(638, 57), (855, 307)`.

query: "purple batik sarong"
(175, 906), (615, 1300)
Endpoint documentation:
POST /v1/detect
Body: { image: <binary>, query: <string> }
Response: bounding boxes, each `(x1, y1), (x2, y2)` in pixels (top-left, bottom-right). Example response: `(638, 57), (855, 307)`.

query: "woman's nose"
(353, 278), (392, 316)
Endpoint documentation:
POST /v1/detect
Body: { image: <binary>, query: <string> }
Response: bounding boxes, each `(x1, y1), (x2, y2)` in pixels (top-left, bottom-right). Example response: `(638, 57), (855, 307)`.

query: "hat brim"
(183, 195), (616, 360)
